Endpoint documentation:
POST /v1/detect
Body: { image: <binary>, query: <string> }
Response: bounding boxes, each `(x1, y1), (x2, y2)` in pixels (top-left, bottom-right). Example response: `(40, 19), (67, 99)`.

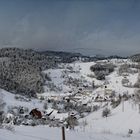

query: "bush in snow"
(76, 105), (92, 113)
(87, 74), (95, 78)
(94, 71), (106, 80)
(92, 105), (99, 111)
(0, 97), (6, 112)
(102, 108), (111, 118)
(7, 106), (29, 117)
(128, 129), (133, 136)
(92, 81), (95, 88)
(0, 97), (6, 124)
(52, 101), (59, 110)
(44, 73), (52, 81)
(81, 119), (88, 127)
(46, 82), (62, 92)
(14, 95), (31, 102)
(66, 116), (79, 129)
(134, 89), (140, 103)
(111, 99), (121, 108)
(43, 102), (48, 110)
(3, 124), (15, 132)
(134, 73), (140, 88)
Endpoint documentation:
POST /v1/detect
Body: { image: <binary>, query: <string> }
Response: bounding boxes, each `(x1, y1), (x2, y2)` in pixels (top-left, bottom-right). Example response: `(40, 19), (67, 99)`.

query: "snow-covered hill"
(1, 58), (140, 140)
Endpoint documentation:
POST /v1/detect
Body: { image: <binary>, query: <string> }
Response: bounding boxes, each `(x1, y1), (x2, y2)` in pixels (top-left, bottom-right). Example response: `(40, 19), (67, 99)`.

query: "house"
(29, 108), (42, 119)
(104, 89), (115, 96)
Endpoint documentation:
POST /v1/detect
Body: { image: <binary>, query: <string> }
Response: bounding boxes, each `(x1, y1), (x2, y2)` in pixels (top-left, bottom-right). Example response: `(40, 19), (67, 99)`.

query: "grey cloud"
(0, 0), (140, 56)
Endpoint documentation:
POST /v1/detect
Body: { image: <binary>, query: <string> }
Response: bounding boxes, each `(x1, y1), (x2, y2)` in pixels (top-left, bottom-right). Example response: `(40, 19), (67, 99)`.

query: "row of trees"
(0, 48), (57, 70)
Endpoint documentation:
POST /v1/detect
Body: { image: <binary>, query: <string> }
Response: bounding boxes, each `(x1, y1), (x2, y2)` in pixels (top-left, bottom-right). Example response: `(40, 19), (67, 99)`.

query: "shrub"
(66, 116), (78, 129)
(134, 73), (140, 89)
(87, 74), (95, 78)
(44, 73), (51, 81)
(92, 105), (99, 111)
(95, 71), (105, 80)
(134, 89), (140, 103)
(43, 103), (48, 110)
(4, 124), (15, 132)
(92, 81), (95, 88)
(0, 98), (6, 112)
(102, 108), (111, 117)
(0, 97), (6, 124)
(111, 99), (121, 108)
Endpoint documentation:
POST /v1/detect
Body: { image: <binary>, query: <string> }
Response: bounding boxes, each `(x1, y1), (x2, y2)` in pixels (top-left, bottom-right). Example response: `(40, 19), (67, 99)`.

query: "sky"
(0, 0), (140, 56)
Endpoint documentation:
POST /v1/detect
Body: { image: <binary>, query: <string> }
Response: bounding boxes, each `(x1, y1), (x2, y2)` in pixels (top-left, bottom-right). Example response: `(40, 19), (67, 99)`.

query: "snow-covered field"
(1, 59), (140, 140)
(1, 125), (140, 140)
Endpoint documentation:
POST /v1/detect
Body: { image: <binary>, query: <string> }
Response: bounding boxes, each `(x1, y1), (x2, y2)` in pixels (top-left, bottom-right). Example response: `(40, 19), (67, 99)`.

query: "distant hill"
(40, 50), (83, 63)
(41, 50), (82, 57)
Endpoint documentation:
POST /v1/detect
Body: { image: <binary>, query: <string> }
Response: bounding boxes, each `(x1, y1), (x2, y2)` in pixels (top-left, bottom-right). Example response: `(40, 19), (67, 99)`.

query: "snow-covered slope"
(1, 125), (140, 140)
(78, 101), (140, 134)
(0, 89), (44, 112)
(1, 58), (140, 140)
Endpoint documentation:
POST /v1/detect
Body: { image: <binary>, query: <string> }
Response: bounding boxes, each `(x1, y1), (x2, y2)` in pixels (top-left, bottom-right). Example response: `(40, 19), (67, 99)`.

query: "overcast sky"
(0, 0), (140, 56)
